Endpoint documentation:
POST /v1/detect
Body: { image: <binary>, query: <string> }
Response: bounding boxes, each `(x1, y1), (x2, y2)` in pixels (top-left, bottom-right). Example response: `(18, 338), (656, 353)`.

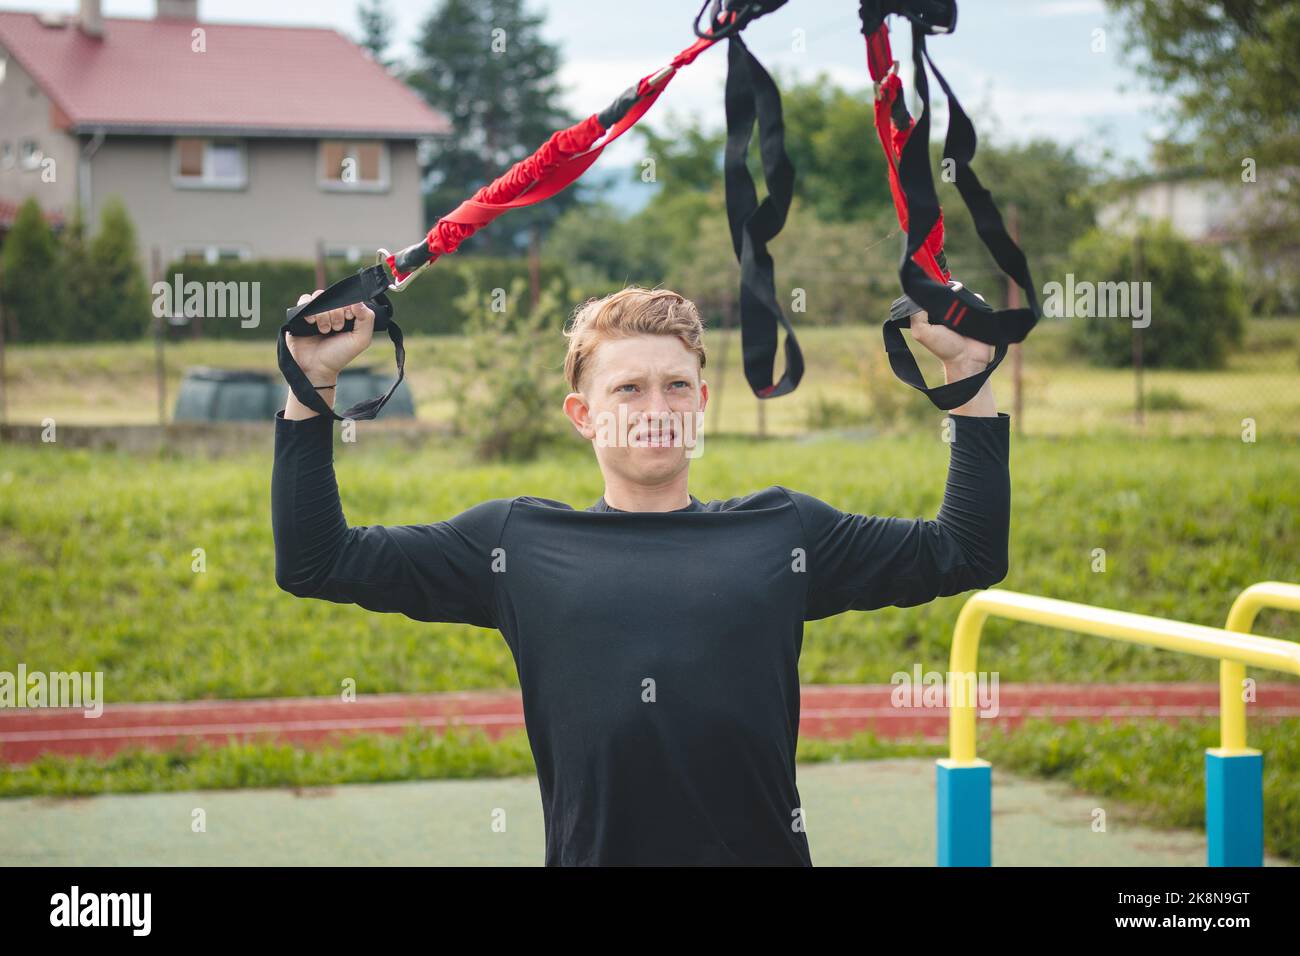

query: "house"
(0, 0), (448, 265)
(1096, 166), (1299, 308)
(1097, 170), (1244, 248)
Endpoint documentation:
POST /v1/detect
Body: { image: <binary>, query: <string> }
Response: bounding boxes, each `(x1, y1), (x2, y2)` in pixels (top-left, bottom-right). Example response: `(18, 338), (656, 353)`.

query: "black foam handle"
(283, 263), (393, 338)
(284, 296), (393, 337)
(277, 261), (406, 422)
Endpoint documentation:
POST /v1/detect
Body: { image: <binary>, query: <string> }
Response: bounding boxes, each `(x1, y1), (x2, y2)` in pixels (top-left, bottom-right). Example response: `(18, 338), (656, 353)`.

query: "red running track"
(2, 683), (1298, 765)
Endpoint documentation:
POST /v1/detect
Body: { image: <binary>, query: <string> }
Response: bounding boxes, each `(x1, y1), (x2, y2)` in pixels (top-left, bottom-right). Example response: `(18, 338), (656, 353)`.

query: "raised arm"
(787, 410), (1011, 619)
(272, 291), (508, 627)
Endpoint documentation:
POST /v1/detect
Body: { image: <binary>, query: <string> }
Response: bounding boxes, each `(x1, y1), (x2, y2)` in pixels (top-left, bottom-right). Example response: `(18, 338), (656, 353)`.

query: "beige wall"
(85, 136), (426, 262)
(0, 46), (80, 214)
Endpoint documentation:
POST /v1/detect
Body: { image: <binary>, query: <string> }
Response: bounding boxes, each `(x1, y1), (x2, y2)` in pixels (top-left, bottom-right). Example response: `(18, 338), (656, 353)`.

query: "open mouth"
(630, 423), (678, 447)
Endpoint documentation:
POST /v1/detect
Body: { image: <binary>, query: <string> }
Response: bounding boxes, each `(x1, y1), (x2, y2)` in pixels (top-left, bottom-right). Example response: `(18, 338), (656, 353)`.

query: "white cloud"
(1031, 0), (1107, 16)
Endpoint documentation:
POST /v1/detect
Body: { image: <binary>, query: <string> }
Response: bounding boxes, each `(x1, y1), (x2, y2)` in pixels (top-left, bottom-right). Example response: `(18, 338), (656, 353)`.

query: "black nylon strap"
(597, 84), (642, 129)
(880, 21), (1038, 409)
(278, 264), (405, 421)
(925, 44), (1039, 335)
(722, 35), (804, 399)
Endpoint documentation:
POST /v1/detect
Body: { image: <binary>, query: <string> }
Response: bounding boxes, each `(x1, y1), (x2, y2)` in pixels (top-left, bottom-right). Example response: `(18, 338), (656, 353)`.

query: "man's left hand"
(909, 307), (995, 367)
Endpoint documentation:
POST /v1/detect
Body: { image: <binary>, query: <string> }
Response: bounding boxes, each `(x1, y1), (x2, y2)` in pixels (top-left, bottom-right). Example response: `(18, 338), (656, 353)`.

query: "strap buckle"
(377, 247), (428, 291)
(646, 65), (676, 90)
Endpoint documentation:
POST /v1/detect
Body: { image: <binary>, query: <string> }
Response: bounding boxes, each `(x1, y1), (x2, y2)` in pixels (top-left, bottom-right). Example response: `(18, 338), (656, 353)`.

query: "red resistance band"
(386, 35), (721, 282)
(864, 24), (949, 286)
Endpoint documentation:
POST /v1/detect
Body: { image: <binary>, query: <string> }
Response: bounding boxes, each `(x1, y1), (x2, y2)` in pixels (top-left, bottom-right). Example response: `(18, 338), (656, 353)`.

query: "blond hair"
(563, 287), (706, 392)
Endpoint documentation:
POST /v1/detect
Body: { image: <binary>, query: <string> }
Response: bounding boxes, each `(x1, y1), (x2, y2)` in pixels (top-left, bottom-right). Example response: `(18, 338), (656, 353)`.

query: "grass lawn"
(1, 431), (1296, 701)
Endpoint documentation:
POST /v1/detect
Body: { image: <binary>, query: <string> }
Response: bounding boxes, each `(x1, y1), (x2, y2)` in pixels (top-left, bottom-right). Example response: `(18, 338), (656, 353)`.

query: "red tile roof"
(0, 11), (449, 138)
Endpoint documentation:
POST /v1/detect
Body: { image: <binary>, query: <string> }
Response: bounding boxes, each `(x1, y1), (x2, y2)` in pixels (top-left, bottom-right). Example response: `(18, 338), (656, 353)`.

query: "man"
(273, 285), (1010, 865)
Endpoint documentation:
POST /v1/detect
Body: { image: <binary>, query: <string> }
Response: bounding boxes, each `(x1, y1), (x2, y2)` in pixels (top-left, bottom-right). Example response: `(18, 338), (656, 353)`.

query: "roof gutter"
(68, 123), (448, 141)
(78, 128), (106, 215)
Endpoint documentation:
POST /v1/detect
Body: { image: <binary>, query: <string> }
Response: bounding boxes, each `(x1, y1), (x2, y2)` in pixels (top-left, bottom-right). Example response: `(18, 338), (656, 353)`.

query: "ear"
(563, 391), (596, 439)
(698, 378), (709, 413)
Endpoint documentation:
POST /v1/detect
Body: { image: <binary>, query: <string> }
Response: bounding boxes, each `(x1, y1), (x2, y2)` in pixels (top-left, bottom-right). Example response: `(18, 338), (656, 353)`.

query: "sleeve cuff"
(947, 411), (1010, 458)
(274, 408), (334, 443)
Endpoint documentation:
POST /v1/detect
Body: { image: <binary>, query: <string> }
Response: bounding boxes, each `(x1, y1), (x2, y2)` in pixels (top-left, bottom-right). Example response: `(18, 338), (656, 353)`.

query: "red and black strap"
(281, 0), (1038, 421)
(860, 1), (1040, 410)
(279, 28), (726, 420)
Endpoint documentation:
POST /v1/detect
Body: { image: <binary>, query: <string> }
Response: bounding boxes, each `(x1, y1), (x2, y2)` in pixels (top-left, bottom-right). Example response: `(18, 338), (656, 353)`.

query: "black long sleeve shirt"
(272, 410), (1011, 865)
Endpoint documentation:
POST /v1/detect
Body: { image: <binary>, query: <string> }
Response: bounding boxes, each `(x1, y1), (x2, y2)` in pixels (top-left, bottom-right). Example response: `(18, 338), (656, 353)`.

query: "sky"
(3, 0), (1170, 208)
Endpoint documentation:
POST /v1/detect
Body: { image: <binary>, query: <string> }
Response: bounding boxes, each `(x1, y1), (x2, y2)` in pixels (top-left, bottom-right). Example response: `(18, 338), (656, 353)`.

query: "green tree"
(445, 276), (569, 461)
(544, 117), (726, 294)
(635, 116), (726, 193)
(546, 200), (664, 289)
(357, 0), (395, 70)
(409, 0), (574, 251)
(1106, 0), (1300, 296)
(1106, 0), (1298, 171)
(84, 198), (150, 341)
(0, 198), (61, 342)
(1064, 221), (1245, 369)
(58, 207), (97, 340)
(780, 76), (893, 224)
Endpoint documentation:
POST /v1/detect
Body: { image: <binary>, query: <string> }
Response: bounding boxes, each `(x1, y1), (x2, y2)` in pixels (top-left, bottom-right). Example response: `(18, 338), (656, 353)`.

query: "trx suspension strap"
(859, 0), (1041, 409)
(281, 0), (1039, 419)
(708, 0), (804, 398)
(281, 3), (782, 419)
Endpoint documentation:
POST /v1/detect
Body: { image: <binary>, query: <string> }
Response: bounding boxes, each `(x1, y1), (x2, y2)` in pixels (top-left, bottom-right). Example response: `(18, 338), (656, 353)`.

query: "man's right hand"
(286, 290), (377, 381)
(282, 291), (376, 420)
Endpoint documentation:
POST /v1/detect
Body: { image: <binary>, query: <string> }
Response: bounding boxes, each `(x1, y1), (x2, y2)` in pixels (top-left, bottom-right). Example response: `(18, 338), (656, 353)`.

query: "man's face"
(563, 333), (709, 487)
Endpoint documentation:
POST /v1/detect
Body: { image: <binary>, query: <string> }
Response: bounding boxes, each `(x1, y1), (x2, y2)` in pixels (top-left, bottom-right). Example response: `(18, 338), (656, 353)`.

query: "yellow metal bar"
(1221, 582), (1300, 752)
(948, 589), (1300, 763)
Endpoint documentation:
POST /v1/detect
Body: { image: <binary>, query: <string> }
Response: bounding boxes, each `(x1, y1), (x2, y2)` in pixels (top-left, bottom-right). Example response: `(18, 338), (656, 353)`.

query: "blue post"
(1205, 748), (1263, 867)
(936, 758), (991, 866)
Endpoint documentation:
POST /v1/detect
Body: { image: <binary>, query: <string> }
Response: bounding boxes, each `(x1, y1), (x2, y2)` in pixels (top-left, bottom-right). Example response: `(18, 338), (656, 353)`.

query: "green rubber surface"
(1, 759), (1291, 866)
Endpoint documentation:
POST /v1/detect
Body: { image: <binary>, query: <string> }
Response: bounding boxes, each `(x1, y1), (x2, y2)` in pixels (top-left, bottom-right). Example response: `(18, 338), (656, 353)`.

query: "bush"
(1144, 388), (1199, 412)
(859, 345), (934, 428)
(804, 393), (868, 431)
(83, 198), (151, 341)
(1062, 221), (1246, 369)
(0, 197), (152, 343)
(443, 277), (570, 462)
(0, 197), (62, 341)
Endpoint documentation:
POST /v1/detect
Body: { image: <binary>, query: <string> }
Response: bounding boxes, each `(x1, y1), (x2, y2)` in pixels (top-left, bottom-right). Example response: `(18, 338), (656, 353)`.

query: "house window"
(20, 139), (42, 170)
(1, 142), (12, 170)
(319, 141), (389, 192)
(173, 139), (247, 189)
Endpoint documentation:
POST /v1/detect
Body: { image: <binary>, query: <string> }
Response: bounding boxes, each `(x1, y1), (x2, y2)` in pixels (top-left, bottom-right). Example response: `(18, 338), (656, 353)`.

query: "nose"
(645, 387), (672, 415)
